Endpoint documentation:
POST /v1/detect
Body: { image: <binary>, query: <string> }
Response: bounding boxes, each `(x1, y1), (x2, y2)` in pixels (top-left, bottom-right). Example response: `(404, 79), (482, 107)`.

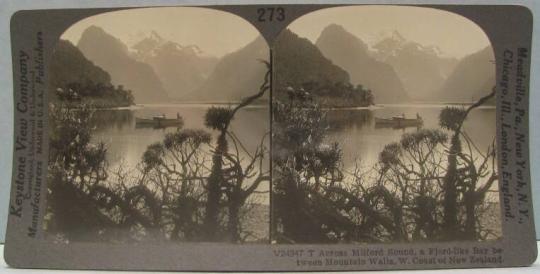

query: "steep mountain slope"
(132, 31), (218, 99)
(188, 36), (269, 102)
(315, 25), (408, 103)
(49, 40), (133, 107)
(438, 46), (495, 102)
(372, 31), (458, 100)
(274, 29), (350, 90)
(77, 26), (169, 103)
(50, 40), (111, 89)
(274, 29), (378, 107)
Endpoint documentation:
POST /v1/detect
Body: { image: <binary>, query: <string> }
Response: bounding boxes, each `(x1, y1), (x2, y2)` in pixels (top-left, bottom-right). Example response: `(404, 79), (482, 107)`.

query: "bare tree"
(272, 86), (499, 243)
(47, 62), (272, 243)
(203, 60), (271, 241)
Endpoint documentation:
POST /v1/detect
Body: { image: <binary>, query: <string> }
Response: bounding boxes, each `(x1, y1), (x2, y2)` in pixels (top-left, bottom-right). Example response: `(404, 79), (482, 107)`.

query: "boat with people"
(375, 113), (423, 128)
(135, 113), (184, 128)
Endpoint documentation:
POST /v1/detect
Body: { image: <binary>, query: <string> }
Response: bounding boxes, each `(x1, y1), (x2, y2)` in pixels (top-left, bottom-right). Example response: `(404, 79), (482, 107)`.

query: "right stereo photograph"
(271, 5), (500, 244)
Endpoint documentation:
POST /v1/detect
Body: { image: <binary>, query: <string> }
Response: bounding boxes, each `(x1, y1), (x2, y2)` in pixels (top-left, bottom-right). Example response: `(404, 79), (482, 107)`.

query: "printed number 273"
(257, 7), (285, 22)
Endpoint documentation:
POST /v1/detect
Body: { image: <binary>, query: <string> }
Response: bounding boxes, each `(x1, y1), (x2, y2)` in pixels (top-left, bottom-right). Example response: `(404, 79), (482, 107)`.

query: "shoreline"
(96, 102), (497, 111)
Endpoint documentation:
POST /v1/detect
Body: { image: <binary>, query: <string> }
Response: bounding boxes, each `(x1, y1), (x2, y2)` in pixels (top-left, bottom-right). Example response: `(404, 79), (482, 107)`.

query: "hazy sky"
(61, 7), (262, 57)
(288, 6), (491, 59)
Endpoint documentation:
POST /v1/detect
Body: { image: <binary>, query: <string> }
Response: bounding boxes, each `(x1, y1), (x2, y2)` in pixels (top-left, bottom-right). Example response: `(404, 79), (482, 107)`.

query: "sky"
(61, 7), (262, 58)
(288, 5), (492, 59)
(61, 6), (492, 59)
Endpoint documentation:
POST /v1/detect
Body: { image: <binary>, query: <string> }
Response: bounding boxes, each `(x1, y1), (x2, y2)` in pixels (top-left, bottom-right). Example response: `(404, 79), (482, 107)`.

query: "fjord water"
(325, 103), (496, 171)
(90, 104), (272, 241)
(88, 104), (499, 239)
(91, 102), (496, 188)
(91, 104), (270, 171)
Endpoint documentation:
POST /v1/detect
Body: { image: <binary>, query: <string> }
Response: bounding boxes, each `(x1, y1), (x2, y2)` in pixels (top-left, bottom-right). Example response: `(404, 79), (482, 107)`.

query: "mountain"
(372, 31), (459, 100)
(77, 26), (169, 103)
(437, 46), (495, 103)
(274, 29), (350, 89)
(49, 40), (134, 107)
(132, 31), (218, 99)
(187, 36), (269, 102)
(315, 25), (408, 103)
(274, 29), (364, 107)
(50, 40), (111, 89)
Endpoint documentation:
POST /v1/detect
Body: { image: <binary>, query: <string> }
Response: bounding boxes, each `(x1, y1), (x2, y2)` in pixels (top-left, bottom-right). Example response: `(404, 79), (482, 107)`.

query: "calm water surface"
(325, 104), (496, 170)
(92, 104), (270, 168)
(91, 103), (497, 200)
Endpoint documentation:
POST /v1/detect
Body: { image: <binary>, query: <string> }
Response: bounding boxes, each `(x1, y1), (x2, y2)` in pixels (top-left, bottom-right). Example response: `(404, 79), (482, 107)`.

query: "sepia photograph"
(5, 2), (538, 271)
(272, 5), (501, 244)
(46, 7), (271, 244)
(45, 4), (502, 246)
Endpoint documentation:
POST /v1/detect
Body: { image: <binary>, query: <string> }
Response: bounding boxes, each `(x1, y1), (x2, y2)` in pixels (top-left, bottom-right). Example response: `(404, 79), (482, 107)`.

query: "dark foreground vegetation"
(46, 62), (271, 243)
(272, 86), (499, 243)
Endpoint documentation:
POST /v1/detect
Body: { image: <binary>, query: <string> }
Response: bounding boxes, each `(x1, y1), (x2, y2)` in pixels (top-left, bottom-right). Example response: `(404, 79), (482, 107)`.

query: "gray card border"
(4, 4), (537, 271)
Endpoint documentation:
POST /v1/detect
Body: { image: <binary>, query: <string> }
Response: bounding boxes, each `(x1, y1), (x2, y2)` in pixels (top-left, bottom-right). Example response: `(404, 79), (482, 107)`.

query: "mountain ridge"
(49, 40), (134, 107)
(371, 30), (458, 100)
(315, 24), (408, 103)
(132, 31), (219, 99)
(185, 36), (269, 102)
(274, 29), (373, 107)
(77, 26), (169, 103)
(437, 46), (495, 103)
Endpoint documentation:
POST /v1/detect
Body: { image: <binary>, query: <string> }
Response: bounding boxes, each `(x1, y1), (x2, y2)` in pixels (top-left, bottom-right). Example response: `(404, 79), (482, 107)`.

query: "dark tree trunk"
(464, 190), (477, 240)
(442, 134), (461, 240)
(228, 198), (242, 242)
(204, 133), (227, 240)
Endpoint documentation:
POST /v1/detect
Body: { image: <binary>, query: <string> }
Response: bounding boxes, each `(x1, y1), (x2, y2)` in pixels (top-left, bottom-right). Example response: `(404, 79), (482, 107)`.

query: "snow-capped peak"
(371, 30), (445, 60)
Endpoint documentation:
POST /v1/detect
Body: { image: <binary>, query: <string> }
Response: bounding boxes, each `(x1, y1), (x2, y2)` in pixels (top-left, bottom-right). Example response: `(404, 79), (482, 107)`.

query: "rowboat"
(135, 115), (184, 128)
(375, 115), (423, 128)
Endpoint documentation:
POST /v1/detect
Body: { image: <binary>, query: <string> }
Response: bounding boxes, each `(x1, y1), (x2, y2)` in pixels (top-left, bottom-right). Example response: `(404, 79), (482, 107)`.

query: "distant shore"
(99, 101), (497, 111)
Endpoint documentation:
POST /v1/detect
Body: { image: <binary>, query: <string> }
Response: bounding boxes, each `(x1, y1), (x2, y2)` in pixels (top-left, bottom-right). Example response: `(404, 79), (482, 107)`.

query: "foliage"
(276, 81), (374, 108)
(204, 107), (233, 131)
(439, 107), (467, 131)
(50, 40), (134, 108)
(47, 93), (112, 241)
(273, 29), (350, 91)
(55, 82), (134, 108)
(46, 62), (271, 243)
(272, 91), (346, 243)
(273, 29), (375, 107)
(272, 89), (499, 243)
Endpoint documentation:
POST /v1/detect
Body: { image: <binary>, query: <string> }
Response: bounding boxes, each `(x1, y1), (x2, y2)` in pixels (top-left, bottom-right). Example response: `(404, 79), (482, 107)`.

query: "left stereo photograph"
(43, 7), (271, 244)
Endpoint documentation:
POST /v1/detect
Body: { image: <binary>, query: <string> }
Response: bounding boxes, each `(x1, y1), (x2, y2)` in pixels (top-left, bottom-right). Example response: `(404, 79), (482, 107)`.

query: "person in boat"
(177, 112), (180, 120)
(153, 113), (166, 120)
(416, 113), (421, 120)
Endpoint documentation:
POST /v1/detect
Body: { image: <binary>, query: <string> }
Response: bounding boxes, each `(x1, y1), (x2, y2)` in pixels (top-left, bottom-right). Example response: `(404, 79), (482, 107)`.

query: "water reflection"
(90, 103), (496, 186)
(90, 109), (134, 131)
(326, 109), (373, 131)
(324, 104), (496, 170)
(90, 105), (269, 169)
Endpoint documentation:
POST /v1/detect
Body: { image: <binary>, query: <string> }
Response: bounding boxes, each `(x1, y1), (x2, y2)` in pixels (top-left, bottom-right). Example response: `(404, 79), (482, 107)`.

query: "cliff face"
(372, 30), (458, 100)
(316, 25), (408, 103)
(50, 39), (111, 90)
(188, 36), (269, 102)
(132, 31), (218, 99)
(274, 29), (350, 90)
(77, 26), (169, 103)
(49, 40), (134, 107)
(437, 47), (495, 103)
(273, 29), (355, 107)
